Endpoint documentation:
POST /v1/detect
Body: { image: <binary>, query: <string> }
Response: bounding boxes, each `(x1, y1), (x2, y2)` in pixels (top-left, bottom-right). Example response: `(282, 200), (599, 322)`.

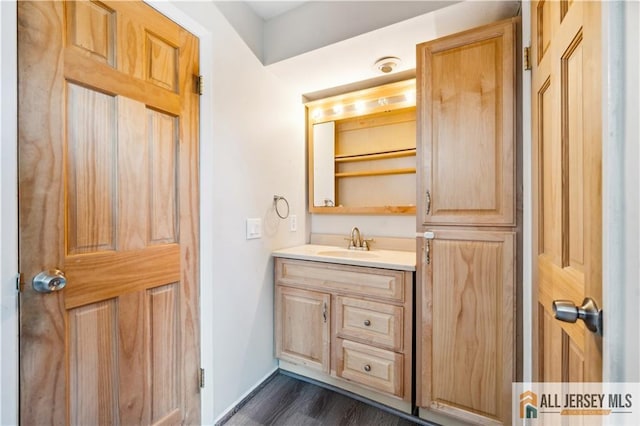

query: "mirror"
(306, 79), (417, 214)
(312, 122), (335, 207)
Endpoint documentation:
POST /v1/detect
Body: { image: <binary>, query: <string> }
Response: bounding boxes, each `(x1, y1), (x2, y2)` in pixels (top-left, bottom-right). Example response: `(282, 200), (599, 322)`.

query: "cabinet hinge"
(524, 46), (532, 71)
(195, 75), (204, 96)
(199, 368), (205, 388)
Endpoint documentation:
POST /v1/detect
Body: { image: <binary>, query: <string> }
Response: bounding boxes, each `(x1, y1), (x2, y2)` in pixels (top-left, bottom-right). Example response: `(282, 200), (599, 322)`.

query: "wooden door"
(275, 286), (330, 373)
(532, 1), (602, 382)
(417, 18), (516, 228)
(18, 1), (200, 424)
(418, 230), (515, 424)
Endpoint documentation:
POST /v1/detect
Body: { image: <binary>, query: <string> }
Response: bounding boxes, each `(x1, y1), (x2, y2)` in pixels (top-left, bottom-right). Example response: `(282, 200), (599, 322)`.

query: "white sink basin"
(272, 244), (416, 271)
(317, 250), (379, 259)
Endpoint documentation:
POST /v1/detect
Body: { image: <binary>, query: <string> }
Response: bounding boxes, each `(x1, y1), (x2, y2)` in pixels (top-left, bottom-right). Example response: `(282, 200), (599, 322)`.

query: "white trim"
(213, 367), (279, 425)
(521, 1), (533, 383)
(0, 1), (19, 425)
(143, 2), (216, 423)
(602, 0), (640, 383)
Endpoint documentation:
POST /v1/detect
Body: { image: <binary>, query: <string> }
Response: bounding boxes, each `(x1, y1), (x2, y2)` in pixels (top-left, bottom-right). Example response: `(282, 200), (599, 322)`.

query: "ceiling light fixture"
(373, 56), (401, 74)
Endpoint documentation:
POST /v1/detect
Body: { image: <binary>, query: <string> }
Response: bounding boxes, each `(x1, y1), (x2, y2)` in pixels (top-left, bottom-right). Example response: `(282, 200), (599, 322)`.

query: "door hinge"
(199, 368), (205, 388)
(16, 272), (24, 293)
(195, 75), (204, 96)
(524, 46), (532, 71)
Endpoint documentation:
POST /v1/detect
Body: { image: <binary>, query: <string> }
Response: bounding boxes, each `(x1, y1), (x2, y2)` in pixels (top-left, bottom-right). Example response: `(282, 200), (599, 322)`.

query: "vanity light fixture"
(373, 56), (401, 74)
(311, 108), (323, 119)
(355, 100), (366, 113)
(404, 90), (415, 103)
(333, 104), (344, 114)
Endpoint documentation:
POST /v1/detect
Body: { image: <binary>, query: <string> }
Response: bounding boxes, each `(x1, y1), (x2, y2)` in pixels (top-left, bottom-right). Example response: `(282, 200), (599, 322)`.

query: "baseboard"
(214, 367), (279, 426)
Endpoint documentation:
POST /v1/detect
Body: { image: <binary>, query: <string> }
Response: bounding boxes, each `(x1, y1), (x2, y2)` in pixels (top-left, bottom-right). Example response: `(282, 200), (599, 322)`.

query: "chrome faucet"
(350, 227), (361, 249)
(346, 227), (373, 250)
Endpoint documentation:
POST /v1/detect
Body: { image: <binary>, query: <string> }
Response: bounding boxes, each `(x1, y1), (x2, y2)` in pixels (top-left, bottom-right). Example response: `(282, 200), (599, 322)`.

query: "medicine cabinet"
(306, 79), (417, 215)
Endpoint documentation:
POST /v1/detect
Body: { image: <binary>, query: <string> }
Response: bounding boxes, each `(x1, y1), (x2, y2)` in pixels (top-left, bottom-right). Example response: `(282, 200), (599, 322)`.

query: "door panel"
(532, 0), (602, 382)
(418, 230), (515, 424)
(276, 286), (331, 373)
(417, 19), (516, 227)
(18, 1), (200, 424)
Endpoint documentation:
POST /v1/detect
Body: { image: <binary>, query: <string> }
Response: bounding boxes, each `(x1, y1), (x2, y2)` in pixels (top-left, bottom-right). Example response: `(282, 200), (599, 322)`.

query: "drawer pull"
(363, 364), (371, 372)
(363, 319), (371, 327)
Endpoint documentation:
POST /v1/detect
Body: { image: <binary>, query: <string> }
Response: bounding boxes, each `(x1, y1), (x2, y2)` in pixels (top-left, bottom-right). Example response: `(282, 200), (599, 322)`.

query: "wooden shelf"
(335, 167), (416, 178)
(309, 205), (416, 215)
(335, 148), (416, 163)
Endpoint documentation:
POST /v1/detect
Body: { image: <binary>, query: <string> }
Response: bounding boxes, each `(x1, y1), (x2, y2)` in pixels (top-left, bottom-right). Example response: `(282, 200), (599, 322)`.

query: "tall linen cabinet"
(415, 18), (518, 425)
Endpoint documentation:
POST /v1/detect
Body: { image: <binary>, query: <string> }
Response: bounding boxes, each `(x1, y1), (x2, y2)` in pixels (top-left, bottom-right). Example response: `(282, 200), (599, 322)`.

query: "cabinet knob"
(363, 364), (371, 372)
(363, 319), (371, 327)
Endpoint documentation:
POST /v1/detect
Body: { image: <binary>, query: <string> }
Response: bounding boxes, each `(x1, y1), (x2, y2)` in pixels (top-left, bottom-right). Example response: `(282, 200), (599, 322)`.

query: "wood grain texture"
(336, 296), (404, 351)
(275, 258), (413, 404)
(118, 96), (149, 251)
(18, 1), (200, 424)
(336, 339), (404, 397)
(146, 32), (178, 91)
(276, 258), (405, 302)
(148, 108), (178, 245)
(69, 300), (119, 425)
(417, 18), (516, 227)
(275, 286), (331, 373)
(532, 0), (602, 385)
(65, 0), (115, 66)
(419, 230), (515, 424)
(66, 82), (117, 254)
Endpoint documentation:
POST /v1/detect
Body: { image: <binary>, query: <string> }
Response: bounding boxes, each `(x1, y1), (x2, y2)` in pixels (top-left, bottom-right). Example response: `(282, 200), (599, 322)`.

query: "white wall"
(0, 1), (19, 425)
(165, 2), (307, 422)
(311, 214), (416, 239)
(602, 0), (640, 383)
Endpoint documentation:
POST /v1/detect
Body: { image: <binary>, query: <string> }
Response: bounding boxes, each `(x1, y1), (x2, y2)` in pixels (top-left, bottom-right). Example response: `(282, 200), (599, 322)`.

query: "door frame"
(0, 1), (216, 424)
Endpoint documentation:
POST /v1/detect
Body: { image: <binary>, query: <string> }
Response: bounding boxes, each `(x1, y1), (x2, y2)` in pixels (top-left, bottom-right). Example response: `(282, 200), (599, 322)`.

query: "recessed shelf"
(335, 167), (416, 178)
(335, 148), (416, 163)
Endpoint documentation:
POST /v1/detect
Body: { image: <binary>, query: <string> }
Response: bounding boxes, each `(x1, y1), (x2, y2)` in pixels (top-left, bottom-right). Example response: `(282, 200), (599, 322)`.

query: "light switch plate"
(246, 218), (262, 239)
(290, 214), (297, 232)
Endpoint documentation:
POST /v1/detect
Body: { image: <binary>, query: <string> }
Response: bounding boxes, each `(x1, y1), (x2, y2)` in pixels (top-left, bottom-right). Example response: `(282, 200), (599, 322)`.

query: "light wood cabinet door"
(276, 286), (331, 373)
(417, 18), (516, 227)
(417, 230), (515, 425)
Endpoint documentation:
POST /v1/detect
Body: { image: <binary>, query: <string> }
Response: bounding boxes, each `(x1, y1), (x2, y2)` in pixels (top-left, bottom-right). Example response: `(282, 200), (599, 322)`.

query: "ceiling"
(246, 1), (307, 20)
(225, 1), (521, 97)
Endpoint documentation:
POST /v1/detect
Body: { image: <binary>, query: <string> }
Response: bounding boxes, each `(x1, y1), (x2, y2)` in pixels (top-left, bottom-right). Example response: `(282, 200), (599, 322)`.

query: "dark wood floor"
(220, 373), (423, 426)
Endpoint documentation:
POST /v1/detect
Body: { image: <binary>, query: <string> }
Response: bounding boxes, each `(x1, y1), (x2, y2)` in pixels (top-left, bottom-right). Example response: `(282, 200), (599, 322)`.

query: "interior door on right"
(532, 0), (603, 383)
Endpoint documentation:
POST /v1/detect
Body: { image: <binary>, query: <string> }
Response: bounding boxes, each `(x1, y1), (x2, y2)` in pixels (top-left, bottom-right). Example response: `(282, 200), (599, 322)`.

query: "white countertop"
(272, 244), (416, 271)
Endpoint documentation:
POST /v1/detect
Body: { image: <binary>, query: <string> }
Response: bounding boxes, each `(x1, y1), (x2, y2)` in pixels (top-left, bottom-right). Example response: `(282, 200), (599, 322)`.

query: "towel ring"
(274, 195), (290, 219)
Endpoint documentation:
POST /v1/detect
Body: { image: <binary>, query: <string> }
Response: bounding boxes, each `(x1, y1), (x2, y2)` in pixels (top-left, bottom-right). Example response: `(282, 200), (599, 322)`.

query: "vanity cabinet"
(416, 18), (518, 425)
(274, 257), (413, 411)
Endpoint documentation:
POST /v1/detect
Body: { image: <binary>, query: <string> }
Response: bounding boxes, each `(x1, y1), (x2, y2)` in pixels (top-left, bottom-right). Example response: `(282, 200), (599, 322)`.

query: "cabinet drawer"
(336, 297), (403, 351)
(275, 258), (405, 302)
(336, 339), (403, 397)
